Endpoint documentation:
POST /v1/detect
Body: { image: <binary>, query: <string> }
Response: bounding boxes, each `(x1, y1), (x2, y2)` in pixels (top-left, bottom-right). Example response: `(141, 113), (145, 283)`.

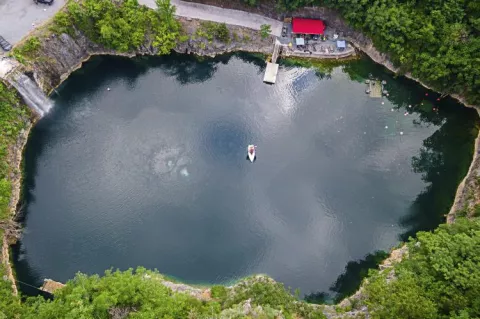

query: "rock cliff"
(19, 18), (274, 95)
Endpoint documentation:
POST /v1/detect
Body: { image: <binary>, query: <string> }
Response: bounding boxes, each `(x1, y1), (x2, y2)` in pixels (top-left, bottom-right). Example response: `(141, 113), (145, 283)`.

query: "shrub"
(260, 24), (271, 39)
(211, 285), (228, 301)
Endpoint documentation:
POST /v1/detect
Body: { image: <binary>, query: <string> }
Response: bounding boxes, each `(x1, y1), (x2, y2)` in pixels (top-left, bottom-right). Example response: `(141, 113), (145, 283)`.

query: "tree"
(260, 24), (271, 39)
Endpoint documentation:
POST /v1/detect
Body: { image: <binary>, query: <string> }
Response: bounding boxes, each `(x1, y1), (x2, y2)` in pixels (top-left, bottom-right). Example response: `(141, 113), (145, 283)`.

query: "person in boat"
(249, 146), (255, 154)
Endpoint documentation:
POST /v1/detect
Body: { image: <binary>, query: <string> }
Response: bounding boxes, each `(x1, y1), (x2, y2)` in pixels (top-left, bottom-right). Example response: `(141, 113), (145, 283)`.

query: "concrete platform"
(40, 279), (65, 294)
(263, 62), (279, 84)
(369, 80), (382, 98)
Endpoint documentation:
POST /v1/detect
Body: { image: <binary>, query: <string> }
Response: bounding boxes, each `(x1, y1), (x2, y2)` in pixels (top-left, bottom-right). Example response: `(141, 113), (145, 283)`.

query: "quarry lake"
(13, 53), (478, 298)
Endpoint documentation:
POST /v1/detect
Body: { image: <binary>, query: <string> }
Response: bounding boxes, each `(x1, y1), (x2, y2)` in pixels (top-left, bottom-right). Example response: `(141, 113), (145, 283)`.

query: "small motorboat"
(247, 145), (256, 162)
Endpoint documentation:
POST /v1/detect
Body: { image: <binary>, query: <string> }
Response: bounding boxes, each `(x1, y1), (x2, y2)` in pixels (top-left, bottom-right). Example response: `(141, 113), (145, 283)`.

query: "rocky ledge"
(15, 17), (275, 95)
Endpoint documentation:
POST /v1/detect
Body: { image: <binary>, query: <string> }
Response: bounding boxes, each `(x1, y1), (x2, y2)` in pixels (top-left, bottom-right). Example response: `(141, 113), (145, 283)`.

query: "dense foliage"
(363, 217), (480, 319)
(52, 0), (181, 53)
(252, 0), (480, 104)
(0, 268), (326, 318)
(0, 266), (22, 319)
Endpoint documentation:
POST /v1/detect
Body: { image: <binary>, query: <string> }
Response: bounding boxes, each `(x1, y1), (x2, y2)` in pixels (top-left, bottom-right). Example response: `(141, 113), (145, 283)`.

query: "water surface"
(14, 54), (478, 298)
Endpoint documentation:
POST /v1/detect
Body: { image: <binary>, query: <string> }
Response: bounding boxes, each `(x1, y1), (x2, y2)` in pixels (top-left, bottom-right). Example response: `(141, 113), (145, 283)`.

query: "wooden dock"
(367, 80), (382, 98)
(263, 39), (282, 84)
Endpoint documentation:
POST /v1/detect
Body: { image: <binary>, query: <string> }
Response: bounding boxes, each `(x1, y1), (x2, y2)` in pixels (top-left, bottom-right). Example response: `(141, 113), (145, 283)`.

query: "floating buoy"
(385, 126), (388, 129)
(391, 108), (394, 112)
(400, 131), (404, 135)
(408, 104), (412, 108)
(381, 101), (385, 105)
(107, 88), (111, 91)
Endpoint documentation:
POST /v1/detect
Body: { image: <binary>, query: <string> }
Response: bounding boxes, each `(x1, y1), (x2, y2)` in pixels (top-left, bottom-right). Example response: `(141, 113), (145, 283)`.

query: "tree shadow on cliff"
(343, 56), (479, 239)
(400, 102), (479, 240)
(303, 250), (389, 304)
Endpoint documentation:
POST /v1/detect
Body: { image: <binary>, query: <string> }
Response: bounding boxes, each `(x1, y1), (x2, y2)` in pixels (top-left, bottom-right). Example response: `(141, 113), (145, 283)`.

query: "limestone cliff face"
(27, 19), (274, 95)
(29, 30), (150, 94)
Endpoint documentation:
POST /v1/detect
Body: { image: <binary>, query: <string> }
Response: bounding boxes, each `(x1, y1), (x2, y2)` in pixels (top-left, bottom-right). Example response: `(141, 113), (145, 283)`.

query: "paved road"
(0, 0), (66, 49)
(140, 0), (283, 36)
(0, 0), (280, 53)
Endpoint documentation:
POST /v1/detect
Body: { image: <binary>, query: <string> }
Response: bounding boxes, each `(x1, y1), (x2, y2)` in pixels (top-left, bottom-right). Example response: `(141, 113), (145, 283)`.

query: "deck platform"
(263, 62), (279, 84)
(263, 39), (282, 84)
(368, 80), (382, 98)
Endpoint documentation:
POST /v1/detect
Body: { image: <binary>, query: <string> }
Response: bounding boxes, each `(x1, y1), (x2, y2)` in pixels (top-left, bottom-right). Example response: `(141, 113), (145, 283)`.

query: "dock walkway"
(263, 39), (282, 84)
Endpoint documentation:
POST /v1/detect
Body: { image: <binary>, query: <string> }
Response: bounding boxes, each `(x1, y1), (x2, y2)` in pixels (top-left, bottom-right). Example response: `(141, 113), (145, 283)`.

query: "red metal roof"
(292, 18), (325, 35)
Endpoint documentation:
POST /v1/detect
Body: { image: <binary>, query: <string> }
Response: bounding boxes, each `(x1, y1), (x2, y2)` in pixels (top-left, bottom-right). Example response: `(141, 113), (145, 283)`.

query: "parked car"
(0, 36), (12, 51)
(34, 0), (54, 5)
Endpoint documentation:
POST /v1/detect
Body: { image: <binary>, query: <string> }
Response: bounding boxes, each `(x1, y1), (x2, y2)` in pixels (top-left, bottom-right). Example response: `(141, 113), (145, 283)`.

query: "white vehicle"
(247, 145), (256, 162)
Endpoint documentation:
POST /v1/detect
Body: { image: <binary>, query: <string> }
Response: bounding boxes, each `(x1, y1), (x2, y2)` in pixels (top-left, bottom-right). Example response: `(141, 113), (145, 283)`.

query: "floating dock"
(263, 62), (279, 84)
(365, 80), (382, 98)
(263, 39), (282, 84)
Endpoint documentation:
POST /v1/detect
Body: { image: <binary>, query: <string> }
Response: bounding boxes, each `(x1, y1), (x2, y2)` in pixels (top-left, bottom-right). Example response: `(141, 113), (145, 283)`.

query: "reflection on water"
(13, 53), (478, 299)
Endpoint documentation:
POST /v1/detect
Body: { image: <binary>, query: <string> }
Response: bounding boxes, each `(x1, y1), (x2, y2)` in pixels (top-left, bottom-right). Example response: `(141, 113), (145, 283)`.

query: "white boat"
(247, 145), (256, 162)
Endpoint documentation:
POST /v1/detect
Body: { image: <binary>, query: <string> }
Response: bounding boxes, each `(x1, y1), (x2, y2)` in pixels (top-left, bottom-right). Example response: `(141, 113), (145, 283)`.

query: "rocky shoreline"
(1, 120), (34, 296)
(17, 17), (276, 95)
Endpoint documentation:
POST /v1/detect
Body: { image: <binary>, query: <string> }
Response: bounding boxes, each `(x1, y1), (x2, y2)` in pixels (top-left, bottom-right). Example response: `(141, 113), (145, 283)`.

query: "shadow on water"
(53, 52), (266, 102)
(343, 57), (479, 239)
(303, 56), (479, 303)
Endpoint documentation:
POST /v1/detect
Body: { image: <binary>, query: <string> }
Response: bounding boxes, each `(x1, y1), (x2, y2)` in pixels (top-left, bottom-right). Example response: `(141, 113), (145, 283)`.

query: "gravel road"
(0, 0), (280, 54)
(140, 0), (282, 36)
(0, 0), (66, 49)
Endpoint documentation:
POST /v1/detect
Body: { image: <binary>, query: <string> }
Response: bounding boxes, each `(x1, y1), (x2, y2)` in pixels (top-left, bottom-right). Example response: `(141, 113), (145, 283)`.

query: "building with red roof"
(292, 18), (325, 35)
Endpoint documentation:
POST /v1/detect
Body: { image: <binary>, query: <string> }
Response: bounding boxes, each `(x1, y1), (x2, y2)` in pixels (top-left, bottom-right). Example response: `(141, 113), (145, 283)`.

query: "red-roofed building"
(292, 18), (325, 35)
